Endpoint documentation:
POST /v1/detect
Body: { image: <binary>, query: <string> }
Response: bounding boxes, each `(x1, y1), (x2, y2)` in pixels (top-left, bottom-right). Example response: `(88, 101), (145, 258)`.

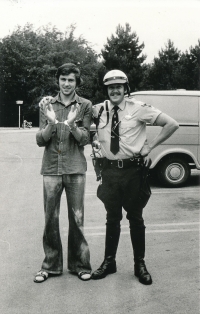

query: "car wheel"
(157, 158), (191, 187)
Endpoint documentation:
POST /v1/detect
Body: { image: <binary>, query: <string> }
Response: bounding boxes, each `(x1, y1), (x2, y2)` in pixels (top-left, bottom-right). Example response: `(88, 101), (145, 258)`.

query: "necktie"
(110, 106), (120, 155)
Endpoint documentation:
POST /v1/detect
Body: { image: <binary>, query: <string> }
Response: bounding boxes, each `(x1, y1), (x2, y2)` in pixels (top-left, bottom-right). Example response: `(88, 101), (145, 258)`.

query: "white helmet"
(103, 70), (128, 85)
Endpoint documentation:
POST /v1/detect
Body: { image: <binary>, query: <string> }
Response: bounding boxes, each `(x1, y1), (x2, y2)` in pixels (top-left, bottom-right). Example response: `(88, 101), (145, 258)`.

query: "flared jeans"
(41, 174), (92, 275)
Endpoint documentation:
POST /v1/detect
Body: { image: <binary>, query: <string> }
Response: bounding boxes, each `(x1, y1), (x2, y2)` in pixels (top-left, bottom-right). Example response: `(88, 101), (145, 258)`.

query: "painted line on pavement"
(83, 222), (199, 230)
(62, 222), (199, 231)
(152, 189), (200, 194)
(84, 229), (199, 237)
(85, 188), (199, 196)
(63, 222), (199, 237)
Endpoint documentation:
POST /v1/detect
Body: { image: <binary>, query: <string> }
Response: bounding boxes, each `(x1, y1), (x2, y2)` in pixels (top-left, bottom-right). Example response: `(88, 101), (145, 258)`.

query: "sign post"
(16, 100), (23, 129)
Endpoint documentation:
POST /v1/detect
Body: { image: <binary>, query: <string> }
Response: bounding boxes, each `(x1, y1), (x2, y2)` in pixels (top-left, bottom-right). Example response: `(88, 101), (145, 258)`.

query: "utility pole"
(16, 100), (23, 129)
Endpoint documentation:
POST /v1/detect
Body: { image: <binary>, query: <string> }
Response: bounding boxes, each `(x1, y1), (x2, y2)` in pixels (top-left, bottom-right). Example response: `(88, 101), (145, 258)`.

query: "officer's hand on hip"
(139, 144), (152, 157)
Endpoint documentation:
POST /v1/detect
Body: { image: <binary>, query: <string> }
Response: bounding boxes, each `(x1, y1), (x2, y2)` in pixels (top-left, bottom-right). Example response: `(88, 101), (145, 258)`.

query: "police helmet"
(103, 70), (130, 95)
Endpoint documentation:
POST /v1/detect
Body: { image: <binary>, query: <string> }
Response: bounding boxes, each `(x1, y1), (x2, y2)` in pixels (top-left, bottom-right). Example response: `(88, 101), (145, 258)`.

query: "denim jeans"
(41, 174), (91, 274)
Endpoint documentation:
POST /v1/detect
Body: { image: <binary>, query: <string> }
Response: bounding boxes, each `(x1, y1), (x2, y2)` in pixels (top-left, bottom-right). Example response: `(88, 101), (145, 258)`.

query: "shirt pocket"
(120, 119), (137, 135)
(75, 109), (85, 127)
(75, 117), (83, 128)
(97, 122), (109, 143)
(51, 124), (57, 133)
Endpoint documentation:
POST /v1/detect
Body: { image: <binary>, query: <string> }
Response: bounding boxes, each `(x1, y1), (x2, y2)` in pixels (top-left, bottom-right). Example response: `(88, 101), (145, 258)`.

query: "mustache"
(110, 92), (121, 96)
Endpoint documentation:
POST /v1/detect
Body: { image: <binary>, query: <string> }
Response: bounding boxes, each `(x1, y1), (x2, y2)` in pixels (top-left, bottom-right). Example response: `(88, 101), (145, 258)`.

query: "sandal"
(34, 270), (48, 283)
(78, 271), (91, 281)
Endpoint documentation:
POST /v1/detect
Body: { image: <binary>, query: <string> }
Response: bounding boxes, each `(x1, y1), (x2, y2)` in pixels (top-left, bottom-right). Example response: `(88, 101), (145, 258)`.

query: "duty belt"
(106, 157), (144, 169)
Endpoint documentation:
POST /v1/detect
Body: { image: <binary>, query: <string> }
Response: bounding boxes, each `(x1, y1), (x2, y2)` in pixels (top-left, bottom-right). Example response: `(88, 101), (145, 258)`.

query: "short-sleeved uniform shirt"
(93, 97), (161, 160)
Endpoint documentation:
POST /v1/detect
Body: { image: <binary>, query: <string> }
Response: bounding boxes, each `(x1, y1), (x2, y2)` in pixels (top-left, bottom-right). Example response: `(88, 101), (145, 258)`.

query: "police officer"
(91, 70), (179, 284)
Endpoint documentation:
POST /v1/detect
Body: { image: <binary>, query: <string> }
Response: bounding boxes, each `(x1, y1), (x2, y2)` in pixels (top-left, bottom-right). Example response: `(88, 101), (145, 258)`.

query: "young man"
(91, 70), (179, 285)
(34, 63), (92, 283)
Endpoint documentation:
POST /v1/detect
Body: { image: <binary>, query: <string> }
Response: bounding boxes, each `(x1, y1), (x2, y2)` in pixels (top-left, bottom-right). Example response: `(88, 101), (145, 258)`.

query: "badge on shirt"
(124, 115), (132, 120)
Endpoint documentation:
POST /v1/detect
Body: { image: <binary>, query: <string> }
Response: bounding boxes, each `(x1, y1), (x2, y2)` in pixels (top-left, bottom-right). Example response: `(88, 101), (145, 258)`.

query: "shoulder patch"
(141, 103), (152, 108)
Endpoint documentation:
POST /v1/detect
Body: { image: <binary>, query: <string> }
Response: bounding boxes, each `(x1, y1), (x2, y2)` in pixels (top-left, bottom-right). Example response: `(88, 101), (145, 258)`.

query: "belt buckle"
(117, 159), (123, 168)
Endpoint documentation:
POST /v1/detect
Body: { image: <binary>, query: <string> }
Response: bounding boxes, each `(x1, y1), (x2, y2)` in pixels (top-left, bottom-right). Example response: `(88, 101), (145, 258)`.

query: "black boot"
(130, 224), (152, 285)
(134, 260), (152, 285)
(92, 223), (120, 280)
(91, 257), (117, 280)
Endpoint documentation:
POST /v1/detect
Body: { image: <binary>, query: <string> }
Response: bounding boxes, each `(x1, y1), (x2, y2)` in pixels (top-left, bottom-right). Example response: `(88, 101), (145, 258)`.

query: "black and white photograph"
(0, 0), (199, 313)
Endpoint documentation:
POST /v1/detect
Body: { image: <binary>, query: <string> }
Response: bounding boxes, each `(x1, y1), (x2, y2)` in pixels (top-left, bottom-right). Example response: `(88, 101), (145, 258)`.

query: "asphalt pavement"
(0, 128), (199, 314)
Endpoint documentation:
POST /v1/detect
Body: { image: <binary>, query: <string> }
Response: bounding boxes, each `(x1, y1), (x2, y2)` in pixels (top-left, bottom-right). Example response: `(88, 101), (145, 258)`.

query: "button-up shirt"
(36, 93), (92, 175)
(92, 97), (161, 160)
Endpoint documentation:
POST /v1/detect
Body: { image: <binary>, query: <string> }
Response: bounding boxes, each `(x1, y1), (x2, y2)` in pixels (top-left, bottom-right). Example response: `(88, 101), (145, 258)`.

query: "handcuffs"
(48, 119), (77, 131)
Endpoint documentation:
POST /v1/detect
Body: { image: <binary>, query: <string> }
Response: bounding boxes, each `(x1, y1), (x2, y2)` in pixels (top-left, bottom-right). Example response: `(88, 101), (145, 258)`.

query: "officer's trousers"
(97, 165), (146, 226)
(97, 165), (150, 262)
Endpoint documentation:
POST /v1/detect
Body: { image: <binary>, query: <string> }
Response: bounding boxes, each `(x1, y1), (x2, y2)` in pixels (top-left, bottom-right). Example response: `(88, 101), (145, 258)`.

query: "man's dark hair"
(55, 63), (83, 86)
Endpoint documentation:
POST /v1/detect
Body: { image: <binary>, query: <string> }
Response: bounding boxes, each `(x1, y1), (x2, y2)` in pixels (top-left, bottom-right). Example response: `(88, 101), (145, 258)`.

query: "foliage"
(177, 40), (200, 90)
(0, 23), (101, 126)
(141, 40), (200, 90)
(141, 40), (181, 90)
(101, 23), (146, 92)
(0, 22), (199, 126)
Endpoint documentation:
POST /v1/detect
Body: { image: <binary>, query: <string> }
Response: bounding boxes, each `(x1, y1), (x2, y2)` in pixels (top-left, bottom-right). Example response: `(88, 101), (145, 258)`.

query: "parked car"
(90, 90), (200, 187)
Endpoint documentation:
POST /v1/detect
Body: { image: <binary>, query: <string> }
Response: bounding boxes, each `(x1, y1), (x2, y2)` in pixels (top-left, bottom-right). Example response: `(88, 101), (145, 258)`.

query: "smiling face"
(59, 73), (77, 97)
(107, 84), (125, 105)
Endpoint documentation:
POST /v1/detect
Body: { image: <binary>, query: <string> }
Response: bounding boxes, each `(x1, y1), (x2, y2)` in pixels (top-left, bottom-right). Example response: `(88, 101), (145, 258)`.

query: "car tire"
(157, 158), (191, 187)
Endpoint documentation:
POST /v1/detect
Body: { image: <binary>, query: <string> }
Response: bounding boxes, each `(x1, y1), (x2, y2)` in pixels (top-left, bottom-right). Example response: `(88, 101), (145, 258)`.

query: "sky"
(0, 0), (200, 63)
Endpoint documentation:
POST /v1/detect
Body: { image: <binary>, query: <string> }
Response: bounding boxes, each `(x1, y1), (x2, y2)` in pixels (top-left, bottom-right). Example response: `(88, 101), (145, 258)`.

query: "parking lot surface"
(0, 128), (199, 314)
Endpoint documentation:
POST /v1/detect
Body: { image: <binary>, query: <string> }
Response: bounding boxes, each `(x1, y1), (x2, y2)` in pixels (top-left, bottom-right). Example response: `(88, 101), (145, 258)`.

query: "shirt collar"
(51, 92), (81, 106)
(109, 98), (126, 111)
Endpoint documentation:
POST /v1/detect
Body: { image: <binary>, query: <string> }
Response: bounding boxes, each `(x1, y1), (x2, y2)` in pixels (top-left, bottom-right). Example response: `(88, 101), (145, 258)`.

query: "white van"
(130, 90), (200, 187)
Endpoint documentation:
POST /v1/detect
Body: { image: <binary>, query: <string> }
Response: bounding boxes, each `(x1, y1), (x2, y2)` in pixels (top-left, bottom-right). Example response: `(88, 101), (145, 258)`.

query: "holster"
(137, 158), (152, 209)
(92, 157), (105, 181)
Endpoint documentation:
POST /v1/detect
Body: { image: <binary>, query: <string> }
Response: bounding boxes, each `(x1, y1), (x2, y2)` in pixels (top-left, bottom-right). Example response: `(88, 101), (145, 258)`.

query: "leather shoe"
(92, 260), (117, 280)
(134, 263), (152, 285)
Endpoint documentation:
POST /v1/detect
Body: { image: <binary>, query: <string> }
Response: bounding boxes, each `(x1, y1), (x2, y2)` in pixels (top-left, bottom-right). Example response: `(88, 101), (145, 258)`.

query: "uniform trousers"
(41, 174), (92, 274)
(97, 165), (145, 227)
(97, 164), (149, 264)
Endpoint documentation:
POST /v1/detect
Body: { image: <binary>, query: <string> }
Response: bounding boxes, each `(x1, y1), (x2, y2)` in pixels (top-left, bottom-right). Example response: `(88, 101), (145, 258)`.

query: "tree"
(142, 40), (181, 90)
(177, 41), (200, 90)
(101, 23), (146, 92)
(0, 23), (101, 126)
(141, 39), (200, 91)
